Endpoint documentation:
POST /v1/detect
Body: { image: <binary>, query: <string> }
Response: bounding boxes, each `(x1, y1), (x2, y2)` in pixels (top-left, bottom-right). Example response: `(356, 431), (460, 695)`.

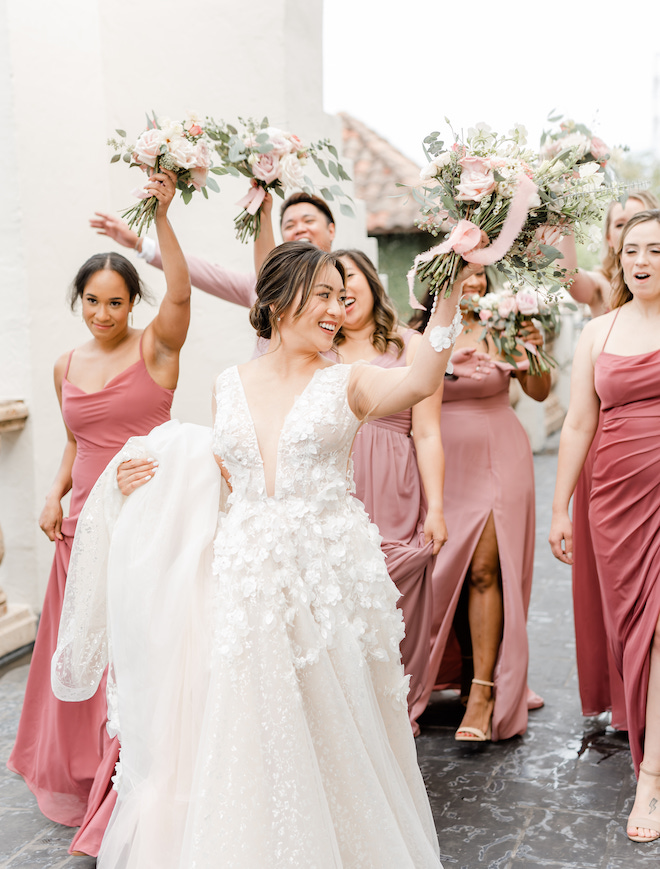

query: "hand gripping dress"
(8, 346), (172, 852)
(590, 341), (660, 775)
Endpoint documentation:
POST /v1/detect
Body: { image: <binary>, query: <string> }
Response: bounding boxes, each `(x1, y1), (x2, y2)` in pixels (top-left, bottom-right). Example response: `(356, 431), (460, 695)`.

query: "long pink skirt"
(7, 533), (117, 854)
(572, 418), (627, 728)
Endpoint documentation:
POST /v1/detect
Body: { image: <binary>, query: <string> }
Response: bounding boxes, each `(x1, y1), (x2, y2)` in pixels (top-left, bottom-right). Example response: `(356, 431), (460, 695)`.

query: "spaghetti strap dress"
(350, 330), (435, 735)
(418, 364), (535, 740)
(590, 328), (660, 774)
(7, 340), (173, 852)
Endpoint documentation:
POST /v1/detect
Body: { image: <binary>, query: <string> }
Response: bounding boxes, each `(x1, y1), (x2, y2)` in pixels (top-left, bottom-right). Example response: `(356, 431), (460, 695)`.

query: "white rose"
(279, 153), (306, 192)
(133, 128), (165, 168)
(165, 135), (196, 169)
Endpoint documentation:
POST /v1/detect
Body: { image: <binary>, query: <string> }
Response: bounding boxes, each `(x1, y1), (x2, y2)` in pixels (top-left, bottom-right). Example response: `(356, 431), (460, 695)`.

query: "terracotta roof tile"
(339, 112), (422, 236)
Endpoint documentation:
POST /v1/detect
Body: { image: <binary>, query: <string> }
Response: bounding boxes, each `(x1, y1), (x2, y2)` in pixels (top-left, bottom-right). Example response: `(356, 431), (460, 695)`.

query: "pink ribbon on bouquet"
(407, 173), (538, 310)
(236, 184), (266, 215)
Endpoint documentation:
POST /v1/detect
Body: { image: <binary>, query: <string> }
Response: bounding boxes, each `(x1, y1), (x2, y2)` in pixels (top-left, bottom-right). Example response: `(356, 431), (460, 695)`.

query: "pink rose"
(479, 309), (493, 321)
(456, 156), (496, 202)
(188, 140), (212, 190)
(289, 134), (304, 153)
(589, 136), (609, 162)
(264, 127), (294, 157)
(515, 291), (539, 316)
(133, 128), (164, 168)
(186, 123), (203, 137)
(497, 296), (517, 318)
(252, 152), (280, 185)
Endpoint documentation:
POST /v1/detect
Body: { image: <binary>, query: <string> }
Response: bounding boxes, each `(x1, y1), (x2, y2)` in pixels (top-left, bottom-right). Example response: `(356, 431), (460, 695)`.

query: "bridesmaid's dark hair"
(69, 252), (152, 310)
(611, 210), (660, 309)
(333, 250), (404, 357)
(250, 241), (345, 340)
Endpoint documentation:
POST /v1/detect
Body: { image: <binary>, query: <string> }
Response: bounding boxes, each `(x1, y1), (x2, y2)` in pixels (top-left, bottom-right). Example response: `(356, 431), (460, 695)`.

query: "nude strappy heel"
(627, 763), (660, 843)
(455, 678), (494, 742)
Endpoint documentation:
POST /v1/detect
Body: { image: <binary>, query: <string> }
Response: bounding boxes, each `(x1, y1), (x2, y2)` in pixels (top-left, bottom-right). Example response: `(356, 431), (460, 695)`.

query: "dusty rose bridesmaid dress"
(7, 344), (173, 853)
(572, 421), (627, 729)
(417, 364), (535, 740)
(351, 330), (435, 735)
(590, 341), (660, 775)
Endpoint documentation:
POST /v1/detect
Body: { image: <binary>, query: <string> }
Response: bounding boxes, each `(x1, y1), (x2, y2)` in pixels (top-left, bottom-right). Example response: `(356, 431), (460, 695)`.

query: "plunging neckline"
(233, 364), (328, 497)
(64, 358), (143, 396)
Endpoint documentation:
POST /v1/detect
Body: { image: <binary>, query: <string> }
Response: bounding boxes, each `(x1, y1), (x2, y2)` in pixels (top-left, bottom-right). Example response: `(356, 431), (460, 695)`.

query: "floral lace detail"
(428, 304), (463, 352)
(211, 364), (406, 687)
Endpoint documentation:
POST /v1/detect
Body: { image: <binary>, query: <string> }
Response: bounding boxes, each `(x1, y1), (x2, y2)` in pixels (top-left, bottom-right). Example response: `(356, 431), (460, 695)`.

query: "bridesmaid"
(558, 191), (659, 730)
(7, 169), (190, 856)
(411, 268), (550, 742)
(331, 250), (445, 735)
(550, 209), (660, 843)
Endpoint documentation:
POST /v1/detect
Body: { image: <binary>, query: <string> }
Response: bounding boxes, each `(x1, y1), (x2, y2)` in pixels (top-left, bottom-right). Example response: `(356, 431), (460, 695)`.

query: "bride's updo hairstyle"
(69, 252), (153, 310)
(611, 210), (660, 309)
(250, 241), (345, 340)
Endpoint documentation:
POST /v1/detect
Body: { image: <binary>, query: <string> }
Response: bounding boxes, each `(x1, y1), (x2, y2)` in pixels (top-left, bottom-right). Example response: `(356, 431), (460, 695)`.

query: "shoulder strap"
(64, 349), (75, 378)
(601, 309), (620, 353)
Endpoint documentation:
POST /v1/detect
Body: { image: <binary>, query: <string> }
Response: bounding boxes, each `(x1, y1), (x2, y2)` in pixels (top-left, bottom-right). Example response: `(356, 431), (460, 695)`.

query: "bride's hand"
(117, 458), (158, 495)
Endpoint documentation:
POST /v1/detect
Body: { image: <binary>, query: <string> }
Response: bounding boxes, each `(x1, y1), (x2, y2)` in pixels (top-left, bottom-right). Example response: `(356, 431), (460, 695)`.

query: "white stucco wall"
(0, 0), (372, 610)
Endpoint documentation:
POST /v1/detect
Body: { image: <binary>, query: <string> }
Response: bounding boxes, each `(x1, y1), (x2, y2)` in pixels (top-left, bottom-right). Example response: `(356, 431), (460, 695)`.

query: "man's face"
(280, 202), (335, 252)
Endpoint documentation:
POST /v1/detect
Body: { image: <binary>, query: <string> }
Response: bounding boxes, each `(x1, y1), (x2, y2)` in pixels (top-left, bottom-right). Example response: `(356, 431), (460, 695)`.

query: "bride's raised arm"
(347, 264), (472, 421)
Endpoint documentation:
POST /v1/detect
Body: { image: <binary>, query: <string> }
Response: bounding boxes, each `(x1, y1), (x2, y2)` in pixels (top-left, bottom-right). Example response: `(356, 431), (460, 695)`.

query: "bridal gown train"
(54, 364), (443, 868)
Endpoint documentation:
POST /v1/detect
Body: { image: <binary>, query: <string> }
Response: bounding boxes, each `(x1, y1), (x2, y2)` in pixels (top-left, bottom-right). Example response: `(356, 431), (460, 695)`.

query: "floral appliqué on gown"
(182, 363), (442, 868)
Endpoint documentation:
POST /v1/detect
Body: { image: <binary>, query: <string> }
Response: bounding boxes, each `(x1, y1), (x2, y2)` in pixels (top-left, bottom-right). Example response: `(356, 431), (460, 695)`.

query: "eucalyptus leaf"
(206, 176), (220, 193)
(328, 144), (338, 159)
(312, 155), (329, 177)
(320, 187), (334, 201)
(202, 186), (209, 199)
(110, 153), (121, 163)
(328, 162), (339, 180)
(122, 153), (131, 163)
(339, 202), (354, 217)
(115, 129), (127, 138)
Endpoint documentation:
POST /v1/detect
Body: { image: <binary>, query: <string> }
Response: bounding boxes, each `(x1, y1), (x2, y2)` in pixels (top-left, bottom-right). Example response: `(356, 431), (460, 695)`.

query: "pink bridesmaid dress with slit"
(350, 330), (435, 735)
(590, 330), (660, 774)
(417, 364), (535, 740)
(7, 342), (173, 854)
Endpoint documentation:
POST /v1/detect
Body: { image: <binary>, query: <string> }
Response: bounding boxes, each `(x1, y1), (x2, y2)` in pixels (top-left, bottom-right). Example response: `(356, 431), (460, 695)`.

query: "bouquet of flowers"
(408, 121), (613, 307)
(204, 116), (353, 243)
(109, 113), (218, 235)
(462, 285), (562, 375)
(540, 114), (612, 174)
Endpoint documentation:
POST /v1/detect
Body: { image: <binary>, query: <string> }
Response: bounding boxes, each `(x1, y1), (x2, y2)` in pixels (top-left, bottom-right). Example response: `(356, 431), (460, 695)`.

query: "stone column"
(0, 401), (37, 658)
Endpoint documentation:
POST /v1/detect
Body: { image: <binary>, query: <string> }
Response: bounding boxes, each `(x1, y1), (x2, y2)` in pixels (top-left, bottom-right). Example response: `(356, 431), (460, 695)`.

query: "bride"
(53, 240), (473, 868)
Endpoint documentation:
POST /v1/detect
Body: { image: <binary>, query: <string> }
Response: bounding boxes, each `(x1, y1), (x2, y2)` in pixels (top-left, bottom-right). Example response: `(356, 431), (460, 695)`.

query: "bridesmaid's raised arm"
(142, 169), (192, 386)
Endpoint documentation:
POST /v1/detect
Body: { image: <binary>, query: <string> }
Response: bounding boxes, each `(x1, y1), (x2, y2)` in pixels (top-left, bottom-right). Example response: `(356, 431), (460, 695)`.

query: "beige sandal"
(455, 679), (494, 742)
(627, 763), (660, 843)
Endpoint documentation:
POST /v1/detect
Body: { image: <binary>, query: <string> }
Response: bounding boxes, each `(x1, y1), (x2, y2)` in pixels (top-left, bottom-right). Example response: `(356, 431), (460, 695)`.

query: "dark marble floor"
(1, 435), (658, 867)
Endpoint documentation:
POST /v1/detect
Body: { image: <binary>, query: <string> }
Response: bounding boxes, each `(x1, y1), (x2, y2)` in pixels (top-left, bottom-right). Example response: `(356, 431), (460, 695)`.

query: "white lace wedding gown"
(54, 364), (443, 868)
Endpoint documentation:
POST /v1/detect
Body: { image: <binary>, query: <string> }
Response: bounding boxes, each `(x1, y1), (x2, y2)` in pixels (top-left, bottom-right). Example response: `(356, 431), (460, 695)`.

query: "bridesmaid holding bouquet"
(7, 169), (191, 856)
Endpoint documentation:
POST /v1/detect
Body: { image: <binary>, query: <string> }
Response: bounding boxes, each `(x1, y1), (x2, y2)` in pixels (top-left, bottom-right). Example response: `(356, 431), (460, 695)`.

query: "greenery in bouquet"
(540, 113), (616, 178)
(204, 116), (353, 243)
(462, 284), (566, 375)
(408, 121), (614, 305)
(108, 113), (219, 236)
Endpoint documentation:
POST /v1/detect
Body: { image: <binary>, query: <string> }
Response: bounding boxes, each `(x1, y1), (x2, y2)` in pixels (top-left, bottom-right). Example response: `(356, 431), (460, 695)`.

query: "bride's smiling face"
(280, 265), (347, 351)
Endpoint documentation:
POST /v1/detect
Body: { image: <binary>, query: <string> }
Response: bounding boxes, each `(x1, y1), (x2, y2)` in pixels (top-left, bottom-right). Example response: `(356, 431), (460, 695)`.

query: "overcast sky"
(323, 0), (659, 168)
